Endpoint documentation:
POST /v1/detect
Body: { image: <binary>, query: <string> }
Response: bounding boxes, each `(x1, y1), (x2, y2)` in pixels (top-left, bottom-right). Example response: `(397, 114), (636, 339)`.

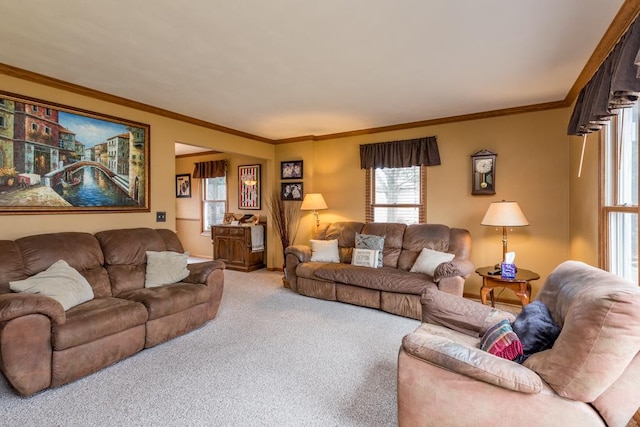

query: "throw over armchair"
(397, 261), (640, 427)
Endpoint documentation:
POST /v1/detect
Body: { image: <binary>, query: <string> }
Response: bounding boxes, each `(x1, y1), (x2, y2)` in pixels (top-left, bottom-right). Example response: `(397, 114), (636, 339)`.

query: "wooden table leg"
(480, 281), (495, 307)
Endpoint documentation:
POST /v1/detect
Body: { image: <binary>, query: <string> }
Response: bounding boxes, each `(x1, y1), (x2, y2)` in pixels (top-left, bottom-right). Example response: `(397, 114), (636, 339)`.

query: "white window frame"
(366, 165), (426, 224)
(601, 103), (639, 284)
(202, 175), (228, 234)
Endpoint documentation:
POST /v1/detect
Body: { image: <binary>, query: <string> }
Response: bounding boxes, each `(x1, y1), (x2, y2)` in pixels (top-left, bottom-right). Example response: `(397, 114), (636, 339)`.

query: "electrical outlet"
(156, 211), (166, 222)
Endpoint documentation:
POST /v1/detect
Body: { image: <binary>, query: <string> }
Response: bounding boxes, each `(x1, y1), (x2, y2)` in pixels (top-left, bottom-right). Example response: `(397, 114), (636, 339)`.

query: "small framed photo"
(176, 174), (191, 198)
(281, 160), (303, 180)
(281, 182), (303, 201)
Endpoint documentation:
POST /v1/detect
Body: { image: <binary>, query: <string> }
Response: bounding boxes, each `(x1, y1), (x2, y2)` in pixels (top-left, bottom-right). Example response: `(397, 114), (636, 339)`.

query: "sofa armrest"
(421, 287), (515, 337)
(284, 245), (312, 263)
(185, 260), (226, 284)
(433, 258), (474, 282)
(402, 326), (543, 394)
(0, 293), (66, 325)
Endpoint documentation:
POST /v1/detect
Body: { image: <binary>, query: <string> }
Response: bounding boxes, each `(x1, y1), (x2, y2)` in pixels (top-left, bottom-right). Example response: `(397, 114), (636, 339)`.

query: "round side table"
(475, 266), (540, 308)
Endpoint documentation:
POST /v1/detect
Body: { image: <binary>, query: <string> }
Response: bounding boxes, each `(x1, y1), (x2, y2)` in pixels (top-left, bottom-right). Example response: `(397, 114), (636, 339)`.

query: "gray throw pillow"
(355, 233), (384, 267)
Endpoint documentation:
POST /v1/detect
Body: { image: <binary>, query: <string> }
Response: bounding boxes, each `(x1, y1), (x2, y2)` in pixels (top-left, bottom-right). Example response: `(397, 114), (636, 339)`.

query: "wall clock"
(471, 149), (496, 195)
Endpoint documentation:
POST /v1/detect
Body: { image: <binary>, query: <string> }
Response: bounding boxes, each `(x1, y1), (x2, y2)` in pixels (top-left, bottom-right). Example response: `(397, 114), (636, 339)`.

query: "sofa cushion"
(145, 251), (190, 288)
(310, 239), (340, 263)
(355, 233), (384, 267)
(410, 248), (455, 276)
(10, 260), (94, 311)
(322, 222), (364, 263)
(314, 264), (436, 295)
(524, 261), (640, 401)
(52, 297), (148, 350)
(119, 283), (210, 320)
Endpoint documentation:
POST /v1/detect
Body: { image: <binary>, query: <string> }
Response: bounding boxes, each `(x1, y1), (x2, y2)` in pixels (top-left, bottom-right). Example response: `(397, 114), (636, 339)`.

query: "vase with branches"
(266, 188), (302, 279)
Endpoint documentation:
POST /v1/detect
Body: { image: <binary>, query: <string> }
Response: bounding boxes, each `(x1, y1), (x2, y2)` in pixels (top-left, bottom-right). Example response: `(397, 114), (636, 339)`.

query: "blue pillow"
(511, 300), (561, 363)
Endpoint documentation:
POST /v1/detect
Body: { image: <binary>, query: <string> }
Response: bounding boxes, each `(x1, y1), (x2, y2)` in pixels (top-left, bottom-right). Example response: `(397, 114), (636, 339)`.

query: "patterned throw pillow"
(480, 318), (523, 361)
(355, 233), (384, 267)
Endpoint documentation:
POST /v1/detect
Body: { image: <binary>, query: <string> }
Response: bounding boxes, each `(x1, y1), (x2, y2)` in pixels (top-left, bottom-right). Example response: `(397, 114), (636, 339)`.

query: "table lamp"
(481, 200), (529, 267)
(301, 193), (328, 227)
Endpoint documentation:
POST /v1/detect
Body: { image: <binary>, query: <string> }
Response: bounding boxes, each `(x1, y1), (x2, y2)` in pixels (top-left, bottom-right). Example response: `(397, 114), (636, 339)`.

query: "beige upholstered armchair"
(397, 261), (640, 427)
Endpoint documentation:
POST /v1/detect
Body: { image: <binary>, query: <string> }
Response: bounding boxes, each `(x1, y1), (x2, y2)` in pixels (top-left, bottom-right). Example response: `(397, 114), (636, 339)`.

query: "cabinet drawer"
(213, 226), (246, 237)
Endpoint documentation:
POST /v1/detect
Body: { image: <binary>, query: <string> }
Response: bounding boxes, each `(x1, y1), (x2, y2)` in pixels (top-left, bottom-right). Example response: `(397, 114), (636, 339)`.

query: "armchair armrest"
(433, 258), (474, 282)
(0, 292), (66, 325)
(421, 287), (515, 337)
(185, 260), (225, 284)
(402, 324), (542, 394)
(284, 245), (312, 263)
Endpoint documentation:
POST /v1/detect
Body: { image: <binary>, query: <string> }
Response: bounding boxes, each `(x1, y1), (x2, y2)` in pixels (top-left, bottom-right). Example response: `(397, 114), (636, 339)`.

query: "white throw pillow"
(309, 239), (340, 263)
(410, 248), (455, 276)
(351, 248), (379, 268)
(145, 251), (190, 288)
(10, 259), (94, 311)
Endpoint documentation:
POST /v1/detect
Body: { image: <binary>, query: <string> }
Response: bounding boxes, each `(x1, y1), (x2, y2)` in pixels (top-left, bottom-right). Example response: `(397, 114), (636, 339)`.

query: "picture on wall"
(281, 182), (303, 201)
(238, 164), (261, 209)
(281, 160), (303, 179)
(175, 174), (191, 198)
(0, 90), (150, 214)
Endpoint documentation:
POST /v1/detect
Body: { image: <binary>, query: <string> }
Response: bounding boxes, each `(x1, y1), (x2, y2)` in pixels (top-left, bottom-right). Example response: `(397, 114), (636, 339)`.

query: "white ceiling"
(0, 0), (626, 144)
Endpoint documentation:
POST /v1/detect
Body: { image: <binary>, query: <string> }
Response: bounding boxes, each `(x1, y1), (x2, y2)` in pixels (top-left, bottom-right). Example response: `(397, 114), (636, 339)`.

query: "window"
(31, 123), (38, 132)
(0, 116), (5, 128)
(367, 166), (425, 224)
(45, 108), (52, 116)
(32, 105), (38, 112)
(203, 176), (227, 233)
(44, 126), (51, 135)
(602, 102), (639, 284)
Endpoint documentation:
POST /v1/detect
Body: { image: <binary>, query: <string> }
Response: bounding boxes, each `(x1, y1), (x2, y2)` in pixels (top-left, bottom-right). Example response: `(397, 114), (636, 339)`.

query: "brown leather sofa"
(397, 261), (640, 427)
(0, 228), (224, 396)
(284, 222), (473, 319)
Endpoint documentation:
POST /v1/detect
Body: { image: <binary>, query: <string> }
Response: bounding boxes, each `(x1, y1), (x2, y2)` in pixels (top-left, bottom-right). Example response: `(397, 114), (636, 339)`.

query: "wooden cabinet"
(212, 225), (265, 272)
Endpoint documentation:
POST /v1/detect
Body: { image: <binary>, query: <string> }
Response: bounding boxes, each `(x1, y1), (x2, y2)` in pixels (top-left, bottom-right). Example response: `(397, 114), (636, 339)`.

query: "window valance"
(359, 136), (440, 169)
(568, 15), (640, 136)
(193, 160), (227, 179)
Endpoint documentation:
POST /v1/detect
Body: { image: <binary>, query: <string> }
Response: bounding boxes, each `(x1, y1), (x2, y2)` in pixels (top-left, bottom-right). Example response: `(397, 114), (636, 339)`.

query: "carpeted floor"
(0, 269), (420, 426)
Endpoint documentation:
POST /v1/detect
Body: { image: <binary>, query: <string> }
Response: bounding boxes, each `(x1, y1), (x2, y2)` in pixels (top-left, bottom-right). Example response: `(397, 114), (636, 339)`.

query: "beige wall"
(276, 109), (573, 300)
(2, 73), (603, 301)
(175, 152), (267, 258)
(0, 74), (274, 240)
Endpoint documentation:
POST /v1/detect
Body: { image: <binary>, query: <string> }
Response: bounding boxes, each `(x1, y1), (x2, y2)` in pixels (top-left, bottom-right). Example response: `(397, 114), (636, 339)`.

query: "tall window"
(603, 102), (639, 284)
(203, 176), (227, 233)
(367, 166), (425, 223)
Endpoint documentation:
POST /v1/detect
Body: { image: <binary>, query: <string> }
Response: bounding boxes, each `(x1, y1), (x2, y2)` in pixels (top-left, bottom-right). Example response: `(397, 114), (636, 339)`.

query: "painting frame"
(281, 182), (303, 201)
(0, 90), (150, 214)
(280, 160), (303, 180)
(238, 164), (261, 210)
(175, 174), (191, 198)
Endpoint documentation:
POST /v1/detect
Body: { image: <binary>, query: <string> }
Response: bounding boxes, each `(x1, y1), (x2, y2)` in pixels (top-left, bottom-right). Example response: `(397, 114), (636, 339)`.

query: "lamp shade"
(481, 201), (529, 227)
(300, 193), (328, 211)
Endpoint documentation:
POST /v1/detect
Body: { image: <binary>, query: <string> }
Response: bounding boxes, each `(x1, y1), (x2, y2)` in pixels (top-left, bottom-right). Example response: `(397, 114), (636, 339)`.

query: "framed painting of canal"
(0, 90), (150, 214)
(238, 164), (261, 210)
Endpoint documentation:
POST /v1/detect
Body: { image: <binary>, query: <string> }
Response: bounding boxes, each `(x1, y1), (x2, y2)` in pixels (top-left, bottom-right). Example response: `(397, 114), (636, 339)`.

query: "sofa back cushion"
(397, 224), (452, 271)
(14, 232), (111, 298)
(524, 261), (640, 402)
(320, 222), (364, 263)
(361, 223), (406, 268)
(0, 240), (26, 293)
(95, 228), (185, 296)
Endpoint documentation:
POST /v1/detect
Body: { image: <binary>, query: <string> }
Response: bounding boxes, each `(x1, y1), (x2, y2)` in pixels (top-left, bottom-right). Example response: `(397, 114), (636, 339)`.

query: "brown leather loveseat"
(285, 222), (473, 319)
(0, 227), (224, 396)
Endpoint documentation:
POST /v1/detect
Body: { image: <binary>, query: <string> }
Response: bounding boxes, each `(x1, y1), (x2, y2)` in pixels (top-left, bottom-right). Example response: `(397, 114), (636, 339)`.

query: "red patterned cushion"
(480, 319), (523, 361)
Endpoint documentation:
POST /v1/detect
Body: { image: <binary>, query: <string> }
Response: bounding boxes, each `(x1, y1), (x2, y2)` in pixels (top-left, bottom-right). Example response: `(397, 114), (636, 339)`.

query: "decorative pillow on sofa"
(511, 300), (561, 363)
(145, 251), (190, 288)
(480, 318), (523, 361)
(309, 239), (340, 263)
(10, 259), (94, 311)
(355, 233), (384, 267)
(410, 248), (455, 276)
(351, 248), (379, 268)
